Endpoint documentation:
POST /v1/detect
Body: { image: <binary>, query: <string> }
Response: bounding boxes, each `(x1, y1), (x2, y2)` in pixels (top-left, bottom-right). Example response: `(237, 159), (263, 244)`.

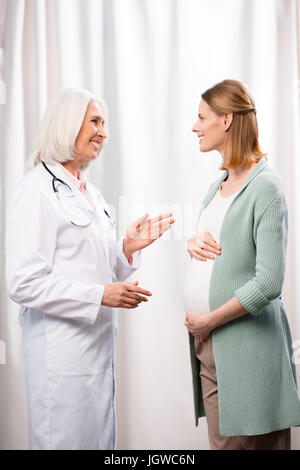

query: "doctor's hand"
(184, 313), (212, 342)
(102, 281), (152, 309)
(123, 212), (175, 258)
(187, 231), (221, 261)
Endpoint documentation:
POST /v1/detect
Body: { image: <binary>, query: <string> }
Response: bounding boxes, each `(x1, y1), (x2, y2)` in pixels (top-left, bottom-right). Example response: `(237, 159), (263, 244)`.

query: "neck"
(226, 163), (256, 183)
(219, 150), (257, 183)
(61, 162), (80, 179)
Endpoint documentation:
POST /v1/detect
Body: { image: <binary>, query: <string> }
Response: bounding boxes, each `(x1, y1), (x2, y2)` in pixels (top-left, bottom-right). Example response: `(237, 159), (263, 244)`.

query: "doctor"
(5, 88), (174, 450)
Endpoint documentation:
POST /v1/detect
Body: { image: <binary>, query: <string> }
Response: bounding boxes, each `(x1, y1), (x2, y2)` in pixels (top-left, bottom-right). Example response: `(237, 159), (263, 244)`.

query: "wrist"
(206, 311), (218, 330)
(123, 238), (135, 259)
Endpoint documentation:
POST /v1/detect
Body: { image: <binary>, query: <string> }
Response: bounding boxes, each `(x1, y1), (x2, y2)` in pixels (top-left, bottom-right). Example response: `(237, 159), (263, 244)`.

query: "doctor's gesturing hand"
(124, 211), (175, 256)
(102, 212), (175, 308)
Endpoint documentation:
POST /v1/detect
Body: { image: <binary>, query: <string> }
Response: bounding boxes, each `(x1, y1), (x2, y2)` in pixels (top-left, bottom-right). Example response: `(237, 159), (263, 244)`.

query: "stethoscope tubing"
(42, 162), (117, 281)
(42, 162), (73, 193)
(42, 162), (115, 225)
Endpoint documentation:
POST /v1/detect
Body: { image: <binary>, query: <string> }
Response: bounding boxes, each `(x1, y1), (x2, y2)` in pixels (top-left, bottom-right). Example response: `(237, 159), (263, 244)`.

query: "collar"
(201, 157), (268, 214)
(42, 162), (93, 212)
(58, 163), (87, 192)
(219, 156), (267, 190)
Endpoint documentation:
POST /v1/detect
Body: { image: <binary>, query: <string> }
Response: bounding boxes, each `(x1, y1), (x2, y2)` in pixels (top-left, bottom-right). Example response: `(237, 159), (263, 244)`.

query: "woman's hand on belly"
(187, 232), (221, 261)
(184, 313), (212, 342)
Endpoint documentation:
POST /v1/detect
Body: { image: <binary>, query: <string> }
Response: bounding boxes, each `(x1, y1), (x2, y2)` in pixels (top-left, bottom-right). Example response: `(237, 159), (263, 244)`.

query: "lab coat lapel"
(48, 163), (116, 279)
(52, 163), (94, 213)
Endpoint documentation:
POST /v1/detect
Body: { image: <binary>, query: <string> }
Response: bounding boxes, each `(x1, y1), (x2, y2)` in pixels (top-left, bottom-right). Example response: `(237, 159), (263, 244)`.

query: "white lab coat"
(5, 162), (141, 450)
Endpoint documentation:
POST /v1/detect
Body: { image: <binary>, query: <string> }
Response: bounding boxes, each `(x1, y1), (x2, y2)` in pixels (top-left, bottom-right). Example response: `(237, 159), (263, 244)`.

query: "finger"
(190, 251), (207, 261)
(208, 244), (221, 255)
(125, 292), (149, 302)
(146, 220), (175, 239)
(121, 302), (140, 309)
(209, 234), (221, 250)
(200, 249), (215, 260)
(148, 213), (173, 224)
(204, 234), (222, 252)
(197, 241), (220, 256)
(121, 297), (140, 306)
(190, 248), (205, 256)
(152, 219), (175, 230)
(126, 285), (152, 296)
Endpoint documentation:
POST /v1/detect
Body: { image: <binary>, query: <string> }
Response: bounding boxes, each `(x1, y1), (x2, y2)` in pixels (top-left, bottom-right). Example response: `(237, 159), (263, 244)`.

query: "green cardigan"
(189, 156), (300, 436)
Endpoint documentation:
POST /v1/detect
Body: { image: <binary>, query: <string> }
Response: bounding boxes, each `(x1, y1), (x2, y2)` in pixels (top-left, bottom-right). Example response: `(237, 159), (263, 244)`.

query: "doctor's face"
(192, 99), (229, 153)
(75, 100), (107, 162)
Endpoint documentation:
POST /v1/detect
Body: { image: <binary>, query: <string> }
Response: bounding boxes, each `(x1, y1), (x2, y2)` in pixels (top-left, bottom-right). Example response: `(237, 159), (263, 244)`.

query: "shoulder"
(251, 164), (288, 218)
(6, 164), (57, 211)
(252, 164), (285, 198)
(11, 164), (52, 194)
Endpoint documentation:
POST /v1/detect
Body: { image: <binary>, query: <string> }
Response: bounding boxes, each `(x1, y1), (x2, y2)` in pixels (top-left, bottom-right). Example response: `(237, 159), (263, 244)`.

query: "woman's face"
(192, 99), (231, 154)
(75, 100), (107, 162)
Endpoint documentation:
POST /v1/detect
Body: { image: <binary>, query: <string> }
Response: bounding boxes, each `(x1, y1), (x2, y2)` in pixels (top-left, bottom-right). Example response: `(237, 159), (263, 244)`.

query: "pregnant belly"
(182, 257), (214, 314)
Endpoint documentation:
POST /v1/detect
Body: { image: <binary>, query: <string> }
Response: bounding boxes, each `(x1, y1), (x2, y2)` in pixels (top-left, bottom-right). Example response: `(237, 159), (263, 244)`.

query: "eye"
(91, 119), (105, 126)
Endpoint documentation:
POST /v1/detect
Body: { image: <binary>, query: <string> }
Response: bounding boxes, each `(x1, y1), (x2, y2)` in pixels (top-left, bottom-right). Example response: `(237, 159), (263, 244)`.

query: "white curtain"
(1, 0), (300, 450)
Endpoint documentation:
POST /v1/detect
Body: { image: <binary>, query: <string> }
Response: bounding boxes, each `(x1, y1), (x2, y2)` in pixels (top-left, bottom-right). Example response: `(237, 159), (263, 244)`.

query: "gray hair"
(26, 88), (109, 171)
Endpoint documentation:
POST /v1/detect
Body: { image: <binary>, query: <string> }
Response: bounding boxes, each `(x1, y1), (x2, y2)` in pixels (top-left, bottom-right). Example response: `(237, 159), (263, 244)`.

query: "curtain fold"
(0, 0), (28, 450)
(1, 0), (300, 450)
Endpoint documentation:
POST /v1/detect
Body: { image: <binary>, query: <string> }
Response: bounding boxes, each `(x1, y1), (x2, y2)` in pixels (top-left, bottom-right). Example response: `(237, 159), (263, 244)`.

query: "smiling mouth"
(90, 140), (102, 150)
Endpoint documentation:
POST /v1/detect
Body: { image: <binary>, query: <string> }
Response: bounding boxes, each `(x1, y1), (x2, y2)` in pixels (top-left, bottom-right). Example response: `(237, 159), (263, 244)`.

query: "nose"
(192, 122), (200, 133)
(97, 125), (107, 139)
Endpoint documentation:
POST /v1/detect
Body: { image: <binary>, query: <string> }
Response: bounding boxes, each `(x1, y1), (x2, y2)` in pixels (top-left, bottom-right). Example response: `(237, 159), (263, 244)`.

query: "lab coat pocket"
(46, 316), (106, 377)
(49, 364), (114, 449)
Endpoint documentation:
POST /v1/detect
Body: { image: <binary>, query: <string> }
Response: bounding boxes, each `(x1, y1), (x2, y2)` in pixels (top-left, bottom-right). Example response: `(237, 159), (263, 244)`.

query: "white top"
(183, 184), (240, 314)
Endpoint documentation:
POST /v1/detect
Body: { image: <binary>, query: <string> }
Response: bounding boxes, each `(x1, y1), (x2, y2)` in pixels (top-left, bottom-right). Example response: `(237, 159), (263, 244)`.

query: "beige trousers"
(195, 334), (291, 450)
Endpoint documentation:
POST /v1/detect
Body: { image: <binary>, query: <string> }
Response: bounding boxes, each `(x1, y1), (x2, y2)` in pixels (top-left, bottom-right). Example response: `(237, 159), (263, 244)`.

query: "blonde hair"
(26, 88), (109, 171)
(201, 79), (267, 170)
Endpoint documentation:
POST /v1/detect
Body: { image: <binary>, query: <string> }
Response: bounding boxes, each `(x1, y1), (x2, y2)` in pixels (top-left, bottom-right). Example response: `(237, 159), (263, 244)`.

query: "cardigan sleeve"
(234, 192), (288, 316)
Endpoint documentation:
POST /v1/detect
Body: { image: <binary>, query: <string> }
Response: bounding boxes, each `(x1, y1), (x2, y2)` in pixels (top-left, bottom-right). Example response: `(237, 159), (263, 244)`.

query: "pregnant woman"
(183, 79), (300, 450)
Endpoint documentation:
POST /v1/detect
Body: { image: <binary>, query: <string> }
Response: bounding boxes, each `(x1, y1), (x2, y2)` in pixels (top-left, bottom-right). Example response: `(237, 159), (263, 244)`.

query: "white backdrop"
(1, 0), (300, 450)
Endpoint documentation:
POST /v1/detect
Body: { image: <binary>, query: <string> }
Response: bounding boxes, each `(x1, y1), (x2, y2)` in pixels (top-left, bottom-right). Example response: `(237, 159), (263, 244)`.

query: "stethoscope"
(42, 162), (116, 228)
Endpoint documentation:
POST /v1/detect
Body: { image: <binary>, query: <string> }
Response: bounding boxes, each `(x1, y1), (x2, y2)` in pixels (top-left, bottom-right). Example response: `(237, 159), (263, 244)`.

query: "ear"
(224, 112), (233, 132)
